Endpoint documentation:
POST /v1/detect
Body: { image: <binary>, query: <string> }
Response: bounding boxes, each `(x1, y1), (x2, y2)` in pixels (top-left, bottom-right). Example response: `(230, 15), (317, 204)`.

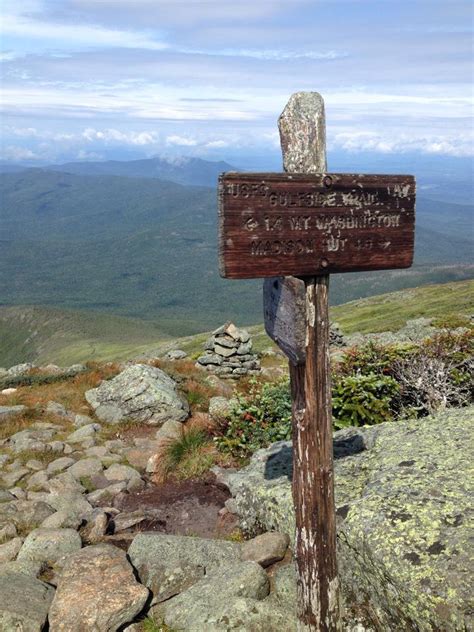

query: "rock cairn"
(329, 323), (346, 347)
(196, 322), (260, 378)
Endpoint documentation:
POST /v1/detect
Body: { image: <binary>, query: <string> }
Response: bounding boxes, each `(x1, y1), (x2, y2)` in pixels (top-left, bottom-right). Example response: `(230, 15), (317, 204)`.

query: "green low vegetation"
(152, 427), (216, 482)
(215, 329), (473, 459)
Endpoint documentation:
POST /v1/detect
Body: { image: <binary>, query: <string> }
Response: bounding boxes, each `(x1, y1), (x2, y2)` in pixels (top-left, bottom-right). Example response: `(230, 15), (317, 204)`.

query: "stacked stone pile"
(196, 322), (260, 378)
(329, 323), (346, 347)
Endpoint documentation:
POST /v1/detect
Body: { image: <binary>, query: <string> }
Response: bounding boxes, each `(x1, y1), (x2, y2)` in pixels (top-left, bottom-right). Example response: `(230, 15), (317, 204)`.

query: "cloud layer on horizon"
(1, 0), (472, 164)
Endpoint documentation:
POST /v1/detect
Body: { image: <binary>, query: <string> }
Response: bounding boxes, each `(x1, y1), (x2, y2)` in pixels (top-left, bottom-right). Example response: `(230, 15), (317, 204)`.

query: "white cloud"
(166, 135), (198, 147)
(2, 145), (42, 161)
(181, 47), (348, 61)
(76, 149), (103, 160)
(205, 140), (228, 148)
(82, 128), (159, 145)
(2, 12), (168, 52)
(330, 131), (473, 157)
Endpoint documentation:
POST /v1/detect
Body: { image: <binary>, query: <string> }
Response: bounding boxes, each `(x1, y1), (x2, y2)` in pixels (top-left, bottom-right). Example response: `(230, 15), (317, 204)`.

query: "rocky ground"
(0, 322), (472, 631)
(0, 359), (301, 631)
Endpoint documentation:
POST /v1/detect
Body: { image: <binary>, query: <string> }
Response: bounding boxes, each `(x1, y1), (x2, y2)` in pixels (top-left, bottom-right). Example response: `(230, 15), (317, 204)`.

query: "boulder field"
(0, 357), (472, 630)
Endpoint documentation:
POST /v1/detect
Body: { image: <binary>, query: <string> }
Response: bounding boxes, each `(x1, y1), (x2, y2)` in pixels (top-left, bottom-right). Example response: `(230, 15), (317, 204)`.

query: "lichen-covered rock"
(166, 349), (187, 360)
(162, 561), (270, 631)
(66, 423), (102, 443)
(7, 362), (34, 376)
(48, 544), (148, 632)
(104, 463), (141, 483)
(208, 396), (233, 421)
(18, 528), (82, 565)
(68, 457), (103, 479)
(128, 532), (241, 603)
(0, 404), (27, 422)
(223, 406), (474, 631)
(0, 536), (23, 563)
(0, 571), (54, 631)
(85, 364), (189, 425)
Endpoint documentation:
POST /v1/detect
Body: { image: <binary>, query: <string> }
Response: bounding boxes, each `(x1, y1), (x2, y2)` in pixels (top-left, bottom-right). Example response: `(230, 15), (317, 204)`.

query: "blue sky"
(1, 0), (472, 165)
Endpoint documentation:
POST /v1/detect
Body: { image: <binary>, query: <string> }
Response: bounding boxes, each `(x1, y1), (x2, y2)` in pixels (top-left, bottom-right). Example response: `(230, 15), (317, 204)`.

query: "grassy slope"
(0, 306), (171, 367)
(330, 278), (474, 334)
(1, 279), (472, 367)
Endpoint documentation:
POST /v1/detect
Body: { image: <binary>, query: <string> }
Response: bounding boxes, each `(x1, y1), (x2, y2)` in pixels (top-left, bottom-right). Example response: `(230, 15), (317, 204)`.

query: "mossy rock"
(223, 407), (474, 631)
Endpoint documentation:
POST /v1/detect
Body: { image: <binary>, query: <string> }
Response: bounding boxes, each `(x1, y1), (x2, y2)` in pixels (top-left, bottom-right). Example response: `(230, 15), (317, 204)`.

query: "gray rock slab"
(224, 406), (474, 631)
(66, 423), (101, 443)
(0, 571), (54, 631)
(85, 364), (189, 425)
(87, 481), (127, 505)
(160, 595), (295, 632)
(273, 562), (297, 607)
(0, 490), (14, 503)
(104, 463), (141, 483)
(47, 456), (75, 475)
(46, 401), (69, 418)
(0, 536), (23, 563)
(162, 561), (270, 631)
(7, 363), (34, 376)
(166, 349), (188, 360)
(25, 459), (44, 471)
(213, 335), (238, 349)
(40, 510), (83, 530)
(48, 544), (148, 632)
(128, 532), (241, 603)
(2, 466), (30, 487)
(18, 528), (82, 564)
(126, 446), (158, 472)
(112, 510), (146, 533)
(73, 413), (94, 427)
(155, 418), (183, 442)
(0, 405), (27, 422)
(47, 471), (86, 494)
(241, 531), (290, 568)
(197, 353), (223, 366)
(68, 457), (104, 479)
(236, 340), (253, 355)
(208, 396), (233, 421)
(44, 491), (93, 519)
(6, 499), (55, 532)
(214, 344), (236, 358)
(26, 470), (49, 491)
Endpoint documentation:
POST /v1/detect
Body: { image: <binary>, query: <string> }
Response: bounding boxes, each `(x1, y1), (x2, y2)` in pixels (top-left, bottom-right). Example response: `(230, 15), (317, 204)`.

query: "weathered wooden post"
(218, 91), (416, 631)
(279, 93), (339, 631)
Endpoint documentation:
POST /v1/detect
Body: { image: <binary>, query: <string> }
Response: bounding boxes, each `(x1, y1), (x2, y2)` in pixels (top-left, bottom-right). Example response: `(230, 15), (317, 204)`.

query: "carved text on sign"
(219, 173), (415, 278)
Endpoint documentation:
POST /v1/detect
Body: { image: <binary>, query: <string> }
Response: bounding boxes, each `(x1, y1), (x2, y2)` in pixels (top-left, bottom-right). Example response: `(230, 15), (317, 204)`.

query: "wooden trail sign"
(218, 91), (416, 632)
(219, 172), (415, 279)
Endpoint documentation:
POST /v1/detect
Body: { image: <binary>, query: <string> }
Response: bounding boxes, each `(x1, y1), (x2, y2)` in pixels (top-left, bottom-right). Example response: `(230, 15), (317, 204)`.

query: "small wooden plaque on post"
(263, 276), (306, 365)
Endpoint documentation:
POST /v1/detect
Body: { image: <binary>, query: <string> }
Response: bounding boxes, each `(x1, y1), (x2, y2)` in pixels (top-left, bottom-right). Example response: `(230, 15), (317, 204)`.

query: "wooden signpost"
(218, 92), (416, 631)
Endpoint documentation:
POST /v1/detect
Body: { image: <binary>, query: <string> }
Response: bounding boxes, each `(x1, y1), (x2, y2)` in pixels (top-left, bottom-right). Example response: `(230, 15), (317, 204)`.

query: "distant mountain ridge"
(0, 156), (237, 188)
(0, 168), (472, 335)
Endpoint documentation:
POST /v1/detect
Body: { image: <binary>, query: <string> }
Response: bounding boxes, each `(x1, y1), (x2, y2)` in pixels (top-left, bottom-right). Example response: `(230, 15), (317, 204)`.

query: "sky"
(0, 0), (473, 167)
